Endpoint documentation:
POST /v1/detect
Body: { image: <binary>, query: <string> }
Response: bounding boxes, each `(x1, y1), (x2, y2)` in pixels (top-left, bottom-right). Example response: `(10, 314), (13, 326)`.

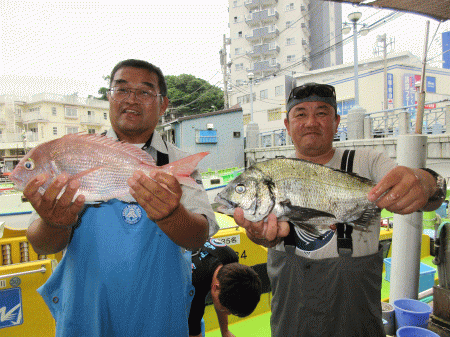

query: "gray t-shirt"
(273, 147), (397, 259)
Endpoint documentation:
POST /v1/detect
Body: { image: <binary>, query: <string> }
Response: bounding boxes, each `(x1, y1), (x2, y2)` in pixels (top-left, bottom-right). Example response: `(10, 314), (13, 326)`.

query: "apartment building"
(228, 0), (343, 89)
(0, 93), (110, 171)
(228, 51), (450, 145)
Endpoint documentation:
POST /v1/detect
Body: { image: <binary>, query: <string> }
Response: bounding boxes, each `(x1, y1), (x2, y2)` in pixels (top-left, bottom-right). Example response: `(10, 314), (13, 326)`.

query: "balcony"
(245, 8), (279, 26)
(302, 39), (310, 53)
(248, 59), (280, 75)
(301, 21), (310, 38)
(244, 0), (278, 8)
(0, 132), (38, 144)
(245, 25), (279, 42)
(248, 43), (280, 58)
(80, 115), (104, 125)
(21, 112), (48, 123)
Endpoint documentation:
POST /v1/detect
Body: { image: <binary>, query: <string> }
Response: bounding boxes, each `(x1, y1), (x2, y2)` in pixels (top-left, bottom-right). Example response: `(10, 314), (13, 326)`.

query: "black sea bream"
(215, 158), (379, 235)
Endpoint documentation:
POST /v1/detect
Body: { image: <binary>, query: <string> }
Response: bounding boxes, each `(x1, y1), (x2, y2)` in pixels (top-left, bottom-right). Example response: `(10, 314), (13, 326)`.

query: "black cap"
(286, 83), (337, 114)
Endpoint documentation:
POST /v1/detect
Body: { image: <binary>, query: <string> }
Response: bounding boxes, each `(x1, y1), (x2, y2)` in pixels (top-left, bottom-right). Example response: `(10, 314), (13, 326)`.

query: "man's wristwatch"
(421, 168), (447, 203)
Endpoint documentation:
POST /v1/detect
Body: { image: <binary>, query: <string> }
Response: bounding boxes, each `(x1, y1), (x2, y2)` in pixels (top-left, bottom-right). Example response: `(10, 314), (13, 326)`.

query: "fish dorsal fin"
(61, 133), (156, 166)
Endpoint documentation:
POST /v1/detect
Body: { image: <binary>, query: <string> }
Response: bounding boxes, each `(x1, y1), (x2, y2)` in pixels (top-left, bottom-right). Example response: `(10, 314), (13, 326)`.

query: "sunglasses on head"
(288, 83), (336, 102)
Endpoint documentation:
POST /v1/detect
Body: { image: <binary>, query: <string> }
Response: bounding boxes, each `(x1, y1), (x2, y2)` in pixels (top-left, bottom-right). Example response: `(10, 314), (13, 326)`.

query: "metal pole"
(353, 20), (359, 106)
(222, 34), (229, 109)
(249, 78), (254, 122)
(415, 21), (430, 134)
(382, 34), (388, 110)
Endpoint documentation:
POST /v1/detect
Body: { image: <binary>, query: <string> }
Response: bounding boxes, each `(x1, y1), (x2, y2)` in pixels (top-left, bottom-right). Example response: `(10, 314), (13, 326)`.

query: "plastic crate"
(384, 258), (436, 293)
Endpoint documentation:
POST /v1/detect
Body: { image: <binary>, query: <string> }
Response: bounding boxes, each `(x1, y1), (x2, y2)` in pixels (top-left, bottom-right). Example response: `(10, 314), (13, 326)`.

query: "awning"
(322, 0), (450, 21)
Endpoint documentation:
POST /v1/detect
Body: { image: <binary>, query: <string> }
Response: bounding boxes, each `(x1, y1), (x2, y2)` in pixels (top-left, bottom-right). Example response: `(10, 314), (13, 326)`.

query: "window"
(196, 130), (217, 144)
(233, 132), (241, 138)
(28, 107), (40, 113)
(52, 107), (57, 116)
(238, 31), (243, 38)
(286, 21), (292, 28)
(243, 114), (251, 125)
(65, 106), (78, 118)
(87, 110), (94, 116)
(103, 112), (108, 120)
(235, 48), (243, 55)
(235, 63), (244, 71)
(88, 128), (96, 134)
(268, 108), (282, 121)
(233, 0), (239, 7)
(66, 126), (78, 134)
(234, 16), (241, 23)
(237, 96), (244, 104)
(260, 89), (268, 100)
(286, 37), (296, 46)
(287, 55), (296, 62)
(236, 79), (245, 86)
(53, 127), (58, 135)
(286, 3), (295, 11)
(275, 85), (283, 96)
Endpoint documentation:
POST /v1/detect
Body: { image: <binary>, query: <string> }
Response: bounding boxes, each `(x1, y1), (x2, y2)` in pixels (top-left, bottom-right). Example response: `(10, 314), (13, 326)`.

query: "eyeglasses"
(288, 83), (336, 102)
(108, 87), (162, 105)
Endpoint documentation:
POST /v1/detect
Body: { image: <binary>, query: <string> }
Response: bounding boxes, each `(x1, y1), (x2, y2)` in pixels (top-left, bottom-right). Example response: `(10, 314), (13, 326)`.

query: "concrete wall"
(245, 134), (450, 179)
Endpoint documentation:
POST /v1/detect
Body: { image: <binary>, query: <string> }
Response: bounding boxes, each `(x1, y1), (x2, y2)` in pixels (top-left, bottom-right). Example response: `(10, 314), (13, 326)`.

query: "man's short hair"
(217, 263), (262, 317)
(286, 82), (337, 119)
(109, 59), (167, 97)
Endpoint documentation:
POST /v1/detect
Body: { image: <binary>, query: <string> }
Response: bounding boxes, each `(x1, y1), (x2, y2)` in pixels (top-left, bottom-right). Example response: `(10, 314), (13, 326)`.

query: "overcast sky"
(0, 0), (449, 98)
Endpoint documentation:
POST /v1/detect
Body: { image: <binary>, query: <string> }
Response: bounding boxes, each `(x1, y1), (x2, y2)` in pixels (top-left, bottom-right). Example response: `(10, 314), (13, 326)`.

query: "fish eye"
(24, 159), (35, 171)
(235, 184), (246, 194)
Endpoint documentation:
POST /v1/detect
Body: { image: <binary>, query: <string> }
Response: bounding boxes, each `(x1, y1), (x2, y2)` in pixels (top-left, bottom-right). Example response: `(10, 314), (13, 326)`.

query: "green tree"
(166, 74), (224, 115)
(97, 75), (110, 101)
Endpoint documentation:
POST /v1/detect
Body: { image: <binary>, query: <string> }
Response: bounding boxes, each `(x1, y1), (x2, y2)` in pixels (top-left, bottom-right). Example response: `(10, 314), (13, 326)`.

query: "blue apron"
(38, 199), (195, 337)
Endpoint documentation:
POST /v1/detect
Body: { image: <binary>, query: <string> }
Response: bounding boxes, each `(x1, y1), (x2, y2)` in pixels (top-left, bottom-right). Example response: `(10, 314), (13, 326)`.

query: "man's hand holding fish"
(233, 210), (289, 248)
(24, 173), (85, 255)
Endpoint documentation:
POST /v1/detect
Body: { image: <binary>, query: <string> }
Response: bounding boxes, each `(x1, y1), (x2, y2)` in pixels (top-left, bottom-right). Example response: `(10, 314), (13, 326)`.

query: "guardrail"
(255, 100), (450, 147)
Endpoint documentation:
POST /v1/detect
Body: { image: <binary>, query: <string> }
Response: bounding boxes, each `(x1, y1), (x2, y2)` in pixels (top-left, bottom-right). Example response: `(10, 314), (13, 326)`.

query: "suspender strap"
(340, 149), (355, 173)
(156, 150), (169, 166)
(338, 149), (356, 256)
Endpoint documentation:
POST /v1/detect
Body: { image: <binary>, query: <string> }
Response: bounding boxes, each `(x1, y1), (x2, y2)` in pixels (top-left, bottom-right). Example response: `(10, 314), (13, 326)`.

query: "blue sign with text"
(0, 288), (23, 329)
(426, 77), (436, 93)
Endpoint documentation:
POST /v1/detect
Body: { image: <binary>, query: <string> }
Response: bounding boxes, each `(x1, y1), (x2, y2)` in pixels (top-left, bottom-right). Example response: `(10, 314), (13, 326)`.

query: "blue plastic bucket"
(396, 326), (440, 337)
(394, 299), (432, 329)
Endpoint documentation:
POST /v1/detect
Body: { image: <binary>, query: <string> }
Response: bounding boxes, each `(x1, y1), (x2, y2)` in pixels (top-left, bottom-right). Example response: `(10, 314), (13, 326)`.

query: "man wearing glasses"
(233, 83), (446, 336)
(25, 59), (218, 336)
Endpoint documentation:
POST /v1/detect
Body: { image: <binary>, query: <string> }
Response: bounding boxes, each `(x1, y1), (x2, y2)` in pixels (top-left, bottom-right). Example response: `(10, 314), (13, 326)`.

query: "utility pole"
(220, 34), (231, 109)
(375, 34), (395, 110)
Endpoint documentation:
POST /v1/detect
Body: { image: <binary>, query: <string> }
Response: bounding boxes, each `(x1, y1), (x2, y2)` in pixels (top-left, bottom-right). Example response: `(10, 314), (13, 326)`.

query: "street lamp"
(247, 72), (254, 123)
(343, 11), (369, 107)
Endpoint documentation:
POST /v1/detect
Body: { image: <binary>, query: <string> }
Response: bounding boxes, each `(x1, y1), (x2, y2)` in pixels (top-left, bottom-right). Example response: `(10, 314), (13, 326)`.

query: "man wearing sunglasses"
(25, 59), (218, 336)
(233, 82), (446, 336)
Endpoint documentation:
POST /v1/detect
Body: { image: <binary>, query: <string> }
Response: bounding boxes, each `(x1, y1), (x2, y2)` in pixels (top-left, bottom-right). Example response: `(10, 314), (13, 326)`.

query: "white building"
(228, 0), (343, 88)
(0, 93), (110, 171)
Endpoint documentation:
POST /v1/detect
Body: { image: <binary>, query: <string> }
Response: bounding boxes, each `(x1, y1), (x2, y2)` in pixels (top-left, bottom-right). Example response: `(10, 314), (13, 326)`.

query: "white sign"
(216, 234), (240, 246)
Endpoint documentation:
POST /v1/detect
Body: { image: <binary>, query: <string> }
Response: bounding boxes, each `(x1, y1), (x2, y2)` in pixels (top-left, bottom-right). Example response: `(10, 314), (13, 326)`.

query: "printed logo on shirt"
(0, 288), (23, 329)
(293, 227), (335, 252)
(122, 204), (142, 225)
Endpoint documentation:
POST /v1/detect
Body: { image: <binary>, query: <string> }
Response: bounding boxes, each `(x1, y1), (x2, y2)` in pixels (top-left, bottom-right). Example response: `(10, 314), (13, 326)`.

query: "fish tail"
(162, 152), (209, 187)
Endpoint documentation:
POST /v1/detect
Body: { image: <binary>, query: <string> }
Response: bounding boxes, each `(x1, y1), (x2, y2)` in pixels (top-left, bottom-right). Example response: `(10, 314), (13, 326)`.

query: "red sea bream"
(10, 133), (208, 202)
